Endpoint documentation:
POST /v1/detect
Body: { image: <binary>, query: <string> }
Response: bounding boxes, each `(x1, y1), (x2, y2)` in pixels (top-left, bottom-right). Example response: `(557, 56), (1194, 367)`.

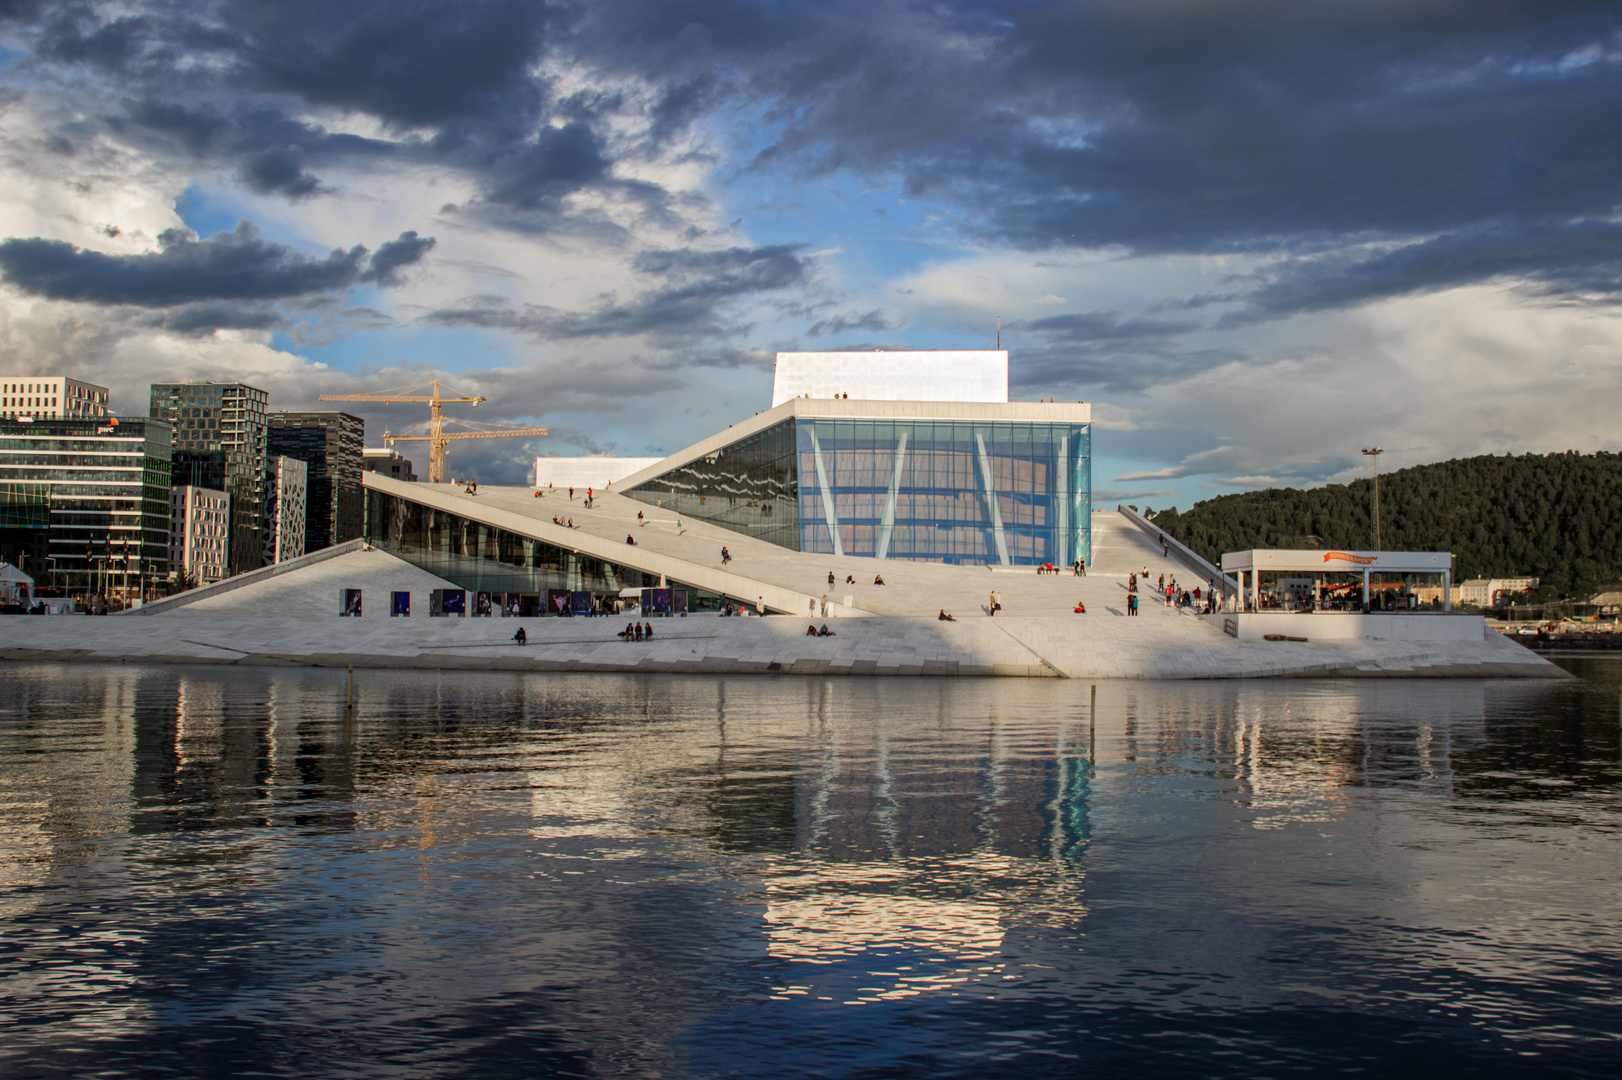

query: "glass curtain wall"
(622, 420), (799, 548)
(797, 419), (1090, 566)
(365, 489), (730, 610)
(0, 419), (172, 594)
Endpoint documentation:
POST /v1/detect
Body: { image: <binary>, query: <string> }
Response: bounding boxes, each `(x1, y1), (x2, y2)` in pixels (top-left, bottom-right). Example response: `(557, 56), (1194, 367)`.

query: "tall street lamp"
(1361, 447), (1384, 551)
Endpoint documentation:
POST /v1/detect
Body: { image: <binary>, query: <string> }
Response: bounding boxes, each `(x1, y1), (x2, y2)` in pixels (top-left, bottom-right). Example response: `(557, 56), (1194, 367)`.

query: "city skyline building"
(169, 485), (230, 585)
(266, 455), (308, 565)
(268, 411), (365, 552)
(0, 376), (110, 421)
(149, 382), (268, 574)
(0, 416), (172, 597)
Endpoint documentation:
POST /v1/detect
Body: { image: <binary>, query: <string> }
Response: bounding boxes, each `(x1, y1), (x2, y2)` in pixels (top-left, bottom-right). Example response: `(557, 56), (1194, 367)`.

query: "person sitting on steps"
(513, 626), (527, 645)
(938, 609), (956, 621)
(873, 574), (885, 586)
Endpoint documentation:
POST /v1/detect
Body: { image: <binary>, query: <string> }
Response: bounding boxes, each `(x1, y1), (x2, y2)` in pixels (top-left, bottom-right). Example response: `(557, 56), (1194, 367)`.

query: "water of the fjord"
(1, 661), (1619, 1078)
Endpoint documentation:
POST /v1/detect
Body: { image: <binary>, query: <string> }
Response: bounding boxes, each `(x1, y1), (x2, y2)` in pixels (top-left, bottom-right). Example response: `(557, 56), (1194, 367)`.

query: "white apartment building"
(169, 486), (231, 585)
(1455, 577), (1539, 606)
(268, 455), (308, 564)
(0, 376), (110, 420)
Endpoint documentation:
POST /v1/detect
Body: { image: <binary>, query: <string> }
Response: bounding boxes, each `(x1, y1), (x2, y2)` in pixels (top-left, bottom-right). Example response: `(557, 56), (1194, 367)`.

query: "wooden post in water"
(1090, 684), (1097, 763)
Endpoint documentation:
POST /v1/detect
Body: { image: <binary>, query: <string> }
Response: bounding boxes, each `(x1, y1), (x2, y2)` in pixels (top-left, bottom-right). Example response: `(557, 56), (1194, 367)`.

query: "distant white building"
(534, 456), (664, 491)
(771, 350), (1009, 407)
(267, 455), (308, 564)
(1455, 577), (1538, 606)
(0, 375), (109, 420)
(170, 486), (231, 585)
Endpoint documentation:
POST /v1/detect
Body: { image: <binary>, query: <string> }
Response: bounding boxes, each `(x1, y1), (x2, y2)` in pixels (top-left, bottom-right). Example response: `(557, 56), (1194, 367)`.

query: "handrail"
(1117, 505), (1235, 595)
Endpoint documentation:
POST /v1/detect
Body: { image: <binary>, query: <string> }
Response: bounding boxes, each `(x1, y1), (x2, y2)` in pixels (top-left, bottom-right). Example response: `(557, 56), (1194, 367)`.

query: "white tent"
(0, 562), (35, 608)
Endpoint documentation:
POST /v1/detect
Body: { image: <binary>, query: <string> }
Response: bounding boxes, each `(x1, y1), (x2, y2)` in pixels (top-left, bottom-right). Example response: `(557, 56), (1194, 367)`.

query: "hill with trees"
(1145, 451), (1622, 600)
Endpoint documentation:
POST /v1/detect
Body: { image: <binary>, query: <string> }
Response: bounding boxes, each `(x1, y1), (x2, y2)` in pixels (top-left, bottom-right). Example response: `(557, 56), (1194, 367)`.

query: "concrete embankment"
(0, 610), (1568, 679)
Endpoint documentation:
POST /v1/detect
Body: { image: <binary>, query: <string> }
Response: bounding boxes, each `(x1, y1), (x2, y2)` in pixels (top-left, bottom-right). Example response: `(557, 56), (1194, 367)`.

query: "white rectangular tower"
(771, 350), (1008, 407)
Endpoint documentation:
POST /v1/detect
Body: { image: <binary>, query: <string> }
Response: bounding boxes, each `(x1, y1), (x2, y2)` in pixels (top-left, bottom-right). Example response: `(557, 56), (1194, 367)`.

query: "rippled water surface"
(2, 661), (1620, 1078)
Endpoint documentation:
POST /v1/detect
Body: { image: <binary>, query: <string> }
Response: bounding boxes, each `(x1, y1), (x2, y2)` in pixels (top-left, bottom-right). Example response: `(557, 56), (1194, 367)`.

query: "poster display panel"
(569, 591), (593, 615)
(547, 589), (570, 616)
(474, 592), (493, 616)
(391, 591), (411, 617)
(340, 589), (363, 616)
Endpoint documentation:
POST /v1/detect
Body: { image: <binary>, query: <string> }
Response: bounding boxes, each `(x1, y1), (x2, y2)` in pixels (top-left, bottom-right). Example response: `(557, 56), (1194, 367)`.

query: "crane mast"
(319, 380), (544, 483)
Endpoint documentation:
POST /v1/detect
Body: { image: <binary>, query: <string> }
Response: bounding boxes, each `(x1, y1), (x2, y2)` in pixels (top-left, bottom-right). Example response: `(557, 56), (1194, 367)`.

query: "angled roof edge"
(612, 398), (1092, 493)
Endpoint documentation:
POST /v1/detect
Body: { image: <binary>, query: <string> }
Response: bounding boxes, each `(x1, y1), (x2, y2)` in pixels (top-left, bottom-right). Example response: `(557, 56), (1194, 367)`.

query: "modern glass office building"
(0, 417), (172, 594)
(622, 402), (1092, 567)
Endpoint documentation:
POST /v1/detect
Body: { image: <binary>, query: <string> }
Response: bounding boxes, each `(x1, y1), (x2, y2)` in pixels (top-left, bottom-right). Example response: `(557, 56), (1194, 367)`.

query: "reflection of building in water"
(0, 670), (138, 910)
(1112, 681), (1487, 830)
(756, 709), (1091, 1002)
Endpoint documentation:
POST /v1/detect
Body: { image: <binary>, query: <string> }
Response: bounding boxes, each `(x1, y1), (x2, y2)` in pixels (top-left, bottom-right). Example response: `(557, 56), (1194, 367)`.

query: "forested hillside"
(1147, 452), (1622, 600)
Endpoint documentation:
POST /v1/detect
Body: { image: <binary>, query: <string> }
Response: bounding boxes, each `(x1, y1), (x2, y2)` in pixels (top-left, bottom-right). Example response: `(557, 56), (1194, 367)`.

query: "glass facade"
(626, 417), (1091, 567)
(0, 418), (172, 594)
(268, 411), (366, 553)
(620, 420), (799, 549)
(365, 489), (729, 612)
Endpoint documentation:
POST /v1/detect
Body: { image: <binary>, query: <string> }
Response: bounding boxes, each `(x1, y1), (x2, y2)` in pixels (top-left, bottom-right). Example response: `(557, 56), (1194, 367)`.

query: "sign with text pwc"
(1323, 551), (1378, 565)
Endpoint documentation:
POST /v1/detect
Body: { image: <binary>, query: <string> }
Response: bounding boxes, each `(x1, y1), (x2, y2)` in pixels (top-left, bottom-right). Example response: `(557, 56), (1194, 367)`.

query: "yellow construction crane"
(319, 379), (546, 483)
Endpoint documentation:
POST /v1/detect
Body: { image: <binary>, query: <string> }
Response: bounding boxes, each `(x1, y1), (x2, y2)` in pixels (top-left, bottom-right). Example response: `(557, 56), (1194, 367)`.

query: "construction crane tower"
(319, 379), (546, 483)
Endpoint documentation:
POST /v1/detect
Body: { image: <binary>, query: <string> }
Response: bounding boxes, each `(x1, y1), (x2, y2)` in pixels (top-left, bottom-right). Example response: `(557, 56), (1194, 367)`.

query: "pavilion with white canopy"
(1220, 549), (1453, 613)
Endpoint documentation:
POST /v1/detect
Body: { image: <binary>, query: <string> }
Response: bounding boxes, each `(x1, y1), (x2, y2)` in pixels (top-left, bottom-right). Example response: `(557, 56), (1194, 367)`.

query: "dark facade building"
(267, 411), (364, 552)
(150, 382), (267, 574)
(0, 416), (172, 597)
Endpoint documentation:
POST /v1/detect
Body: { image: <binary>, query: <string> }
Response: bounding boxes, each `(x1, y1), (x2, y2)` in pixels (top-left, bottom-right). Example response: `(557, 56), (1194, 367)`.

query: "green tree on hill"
(1149, 451), (1622, 600)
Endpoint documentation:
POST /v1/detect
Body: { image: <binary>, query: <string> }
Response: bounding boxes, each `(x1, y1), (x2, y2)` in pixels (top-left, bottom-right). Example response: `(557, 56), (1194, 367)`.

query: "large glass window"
(621, 420), (800, 549)
(797, 419), (1090, 567)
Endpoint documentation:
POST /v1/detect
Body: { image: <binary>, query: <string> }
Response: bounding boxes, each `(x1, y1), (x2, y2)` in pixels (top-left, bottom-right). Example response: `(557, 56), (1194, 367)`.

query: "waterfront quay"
(0, 492), (1563, 680)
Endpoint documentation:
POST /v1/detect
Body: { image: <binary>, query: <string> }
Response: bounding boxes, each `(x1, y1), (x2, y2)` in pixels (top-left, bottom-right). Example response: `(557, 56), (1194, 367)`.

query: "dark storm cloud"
(481, 122), (609, 210)
(573, 0), (1622, 308)
(8, 0), (1622, 318)
(0, 220), (434, 306)
(808, 309), (889, 337)
(429, 243), (810, 341)
(1008, 309), (1234, 394)
(1235, 219), (1622, 320)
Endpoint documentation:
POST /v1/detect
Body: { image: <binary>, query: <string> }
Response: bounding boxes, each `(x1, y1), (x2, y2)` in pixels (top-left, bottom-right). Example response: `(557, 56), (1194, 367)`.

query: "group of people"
(1122, 568), (1222, 615)
(1035, 561), (1087, 576)
(804, 624), (836, 636)
(827, 571), (884, 586)
(619, 621), (656, 642)
(552, 515), (576, 528)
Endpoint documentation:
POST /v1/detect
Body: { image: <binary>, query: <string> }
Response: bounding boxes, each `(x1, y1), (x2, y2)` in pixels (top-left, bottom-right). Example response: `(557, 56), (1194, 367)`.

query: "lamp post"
(1361, 447), (1384, 551)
